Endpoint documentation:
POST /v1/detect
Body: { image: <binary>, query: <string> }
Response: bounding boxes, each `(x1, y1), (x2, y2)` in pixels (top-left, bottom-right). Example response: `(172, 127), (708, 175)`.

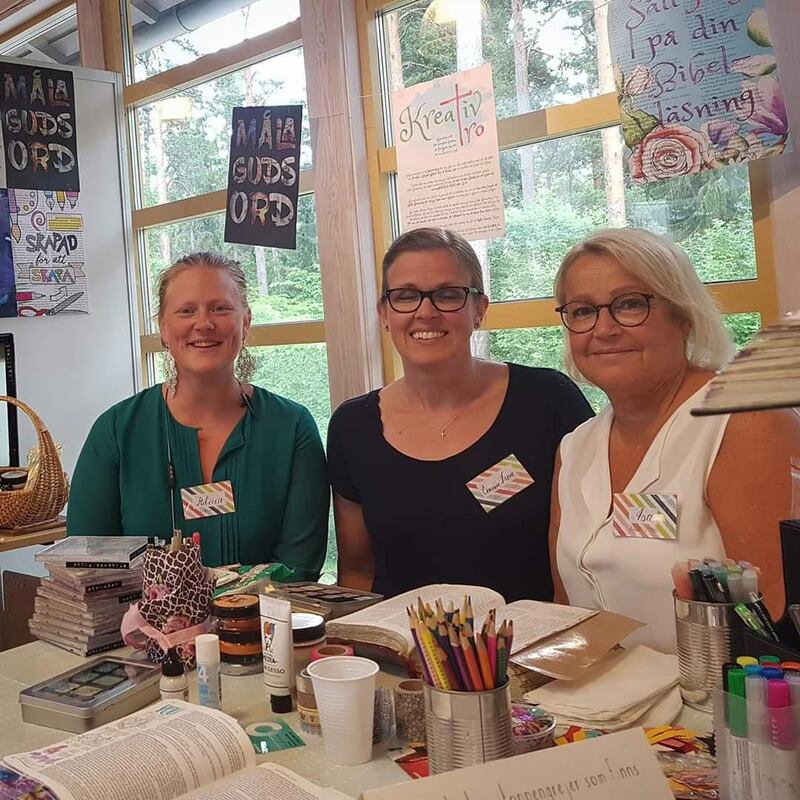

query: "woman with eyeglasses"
(549, 228), (800, 652)
(327, 227), (593, 601)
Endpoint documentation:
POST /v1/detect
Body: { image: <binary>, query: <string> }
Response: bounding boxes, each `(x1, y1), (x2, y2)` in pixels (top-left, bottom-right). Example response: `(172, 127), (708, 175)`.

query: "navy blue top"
(327, 364), (593, 601)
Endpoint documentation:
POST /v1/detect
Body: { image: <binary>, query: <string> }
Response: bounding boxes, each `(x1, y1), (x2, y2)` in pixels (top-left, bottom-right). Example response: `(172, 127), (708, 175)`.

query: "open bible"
(3, 702), (349, 800)
(325, 584), (597, 661)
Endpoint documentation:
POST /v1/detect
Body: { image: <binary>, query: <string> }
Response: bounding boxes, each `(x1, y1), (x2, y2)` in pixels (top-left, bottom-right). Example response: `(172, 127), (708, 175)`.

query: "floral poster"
(609, 1), (790, 183)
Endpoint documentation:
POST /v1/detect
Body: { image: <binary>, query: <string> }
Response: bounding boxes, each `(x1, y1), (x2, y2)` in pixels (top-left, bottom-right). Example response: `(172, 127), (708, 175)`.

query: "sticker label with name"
(612, 493), (677, 539)
(466, 454), (534, 513)
(181, 480), (235, 519)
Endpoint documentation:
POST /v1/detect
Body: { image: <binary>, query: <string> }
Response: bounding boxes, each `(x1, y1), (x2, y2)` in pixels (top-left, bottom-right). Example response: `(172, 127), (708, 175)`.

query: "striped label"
(612, 493), (678, 539)
(466, 454), (534, 513)
(181, 480), (236, 519)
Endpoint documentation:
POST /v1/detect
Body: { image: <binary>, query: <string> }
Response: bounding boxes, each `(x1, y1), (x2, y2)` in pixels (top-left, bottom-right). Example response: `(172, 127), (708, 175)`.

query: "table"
(0, 641), (713, 798)
(0, 521), (66, 553)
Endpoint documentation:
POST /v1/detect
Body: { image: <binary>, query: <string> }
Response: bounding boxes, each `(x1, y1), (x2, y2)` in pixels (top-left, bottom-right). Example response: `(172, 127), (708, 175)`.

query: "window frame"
(356, 0), (780, 383)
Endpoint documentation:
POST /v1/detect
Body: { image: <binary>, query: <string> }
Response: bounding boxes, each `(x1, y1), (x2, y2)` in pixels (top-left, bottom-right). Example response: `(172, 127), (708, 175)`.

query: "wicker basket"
(0, 395), (68, 528)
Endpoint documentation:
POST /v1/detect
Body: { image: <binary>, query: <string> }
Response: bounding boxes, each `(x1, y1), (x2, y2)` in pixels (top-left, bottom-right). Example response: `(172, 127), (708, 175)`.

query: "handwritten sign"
(609, 1), (790, 183)
(612, 492), (678, 539)
(361, 728), (673, 800)
(223, 105), (302, 250)
(393, 63), (505, 240)
(0, 62), (80, 192)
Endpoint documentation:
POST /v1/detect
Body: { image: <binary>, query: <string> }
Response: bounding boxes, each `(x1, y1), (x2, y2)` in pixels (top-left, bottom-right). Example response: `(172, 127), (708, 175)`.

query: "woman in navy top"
(327, 228), (592, 601)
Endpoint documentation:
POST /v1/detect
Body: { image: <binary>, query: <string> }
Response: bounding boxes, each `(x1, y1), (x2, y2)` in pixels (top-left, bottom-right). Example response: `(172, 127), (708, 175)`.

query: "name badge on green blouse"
(612, 493), (678, 539)
(181, 480), (236, 519)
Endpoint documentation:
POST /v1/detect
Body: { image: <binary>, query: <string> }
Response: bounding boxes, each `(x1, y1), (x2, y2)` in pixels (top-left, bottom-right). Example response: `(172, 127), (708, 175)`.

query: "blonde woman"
(68, 252), (329, 577)
(549, 228), (800, 652)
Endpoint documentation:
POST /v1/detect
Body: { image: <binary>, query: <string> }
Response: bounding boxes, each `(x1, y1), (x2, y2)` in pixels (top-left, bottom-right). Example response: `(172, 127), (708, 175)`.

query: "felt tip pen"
(734, 604), (769, 638)
(699, 565), (727, 603)
(784, 671), (800, 748)
(713, 565), (731, 601)
(788, 605), (800, 639)
(688, 568), (708, 601)
(760, 655), (781, 666)
(741, 568), (759, 599)
(727, 572), (746, 604)
(671, 562), (692, 600)
(737, 656), (759, 668)
(763, 667), (784, 680)
(745, 672), (769, 800)
(745, 592), (780, 643)
(767, 680), (800, 800)
(727, 669), (752, 800)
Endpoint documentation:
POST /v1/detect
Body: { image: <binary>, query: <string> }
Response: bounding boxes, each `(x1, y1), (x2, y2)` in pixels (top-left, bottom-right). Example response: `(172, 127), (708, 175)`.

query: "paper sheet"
(498, 601), (597, 655)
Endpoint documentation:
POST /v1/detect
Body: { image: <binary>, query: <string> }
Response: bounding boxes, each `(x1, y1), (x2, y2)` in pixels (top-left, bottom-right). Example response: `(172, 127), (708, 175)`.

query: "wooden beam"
(124, 18), (301, 107)
(76, 0), (103, 69)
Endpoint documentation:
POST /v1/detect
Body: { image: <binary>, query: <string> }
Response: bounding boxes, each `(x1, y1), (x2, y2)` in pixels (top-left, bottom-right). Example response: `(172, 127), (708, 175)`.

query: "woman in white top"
(548, 228), (800, 653)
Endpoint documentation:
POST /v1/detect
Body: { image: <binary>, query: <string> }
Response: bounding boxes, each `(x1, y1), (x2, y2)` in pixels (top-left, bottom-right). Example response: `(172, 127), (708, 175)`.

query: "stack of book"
(692, 311), (800, 415)
(29, 536), (148, 656)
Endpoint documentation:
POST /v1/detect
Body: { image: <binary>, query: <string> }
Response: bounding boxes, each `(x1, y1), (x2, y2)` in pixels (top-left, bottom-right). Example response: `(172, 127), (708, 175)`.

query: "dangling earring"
(235, 346), (256, 385)
(162, 349), (177, 395)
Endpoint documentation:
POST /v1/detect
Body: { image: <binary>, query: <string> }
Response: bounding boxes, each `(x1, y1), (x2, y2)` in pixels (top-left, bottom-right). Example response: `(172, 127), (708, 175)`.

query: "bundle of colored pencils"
(406, 595), (514, 692)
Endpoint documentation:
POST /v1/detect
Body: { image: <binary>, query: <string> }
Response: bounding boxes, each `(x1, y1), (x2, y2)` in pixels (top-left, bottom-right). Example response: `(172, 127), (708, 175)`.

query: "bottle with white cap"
(195, 634), (222, 710)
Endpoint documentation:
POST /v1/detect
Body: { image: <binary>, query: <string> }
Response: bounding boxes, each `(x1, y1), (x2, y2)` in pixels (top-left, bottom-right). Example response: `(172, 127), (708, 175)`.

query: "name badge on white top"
(181, 480), (236, 519)
(612, 493), (677, 539)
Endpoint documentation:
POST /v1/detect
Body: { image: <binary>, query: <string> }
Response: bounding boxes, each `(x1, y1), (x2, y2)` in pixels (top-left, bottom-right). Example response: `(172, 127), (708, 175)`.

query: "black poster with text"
(223, 105), (301, 250)
(0, 62), (80, 192)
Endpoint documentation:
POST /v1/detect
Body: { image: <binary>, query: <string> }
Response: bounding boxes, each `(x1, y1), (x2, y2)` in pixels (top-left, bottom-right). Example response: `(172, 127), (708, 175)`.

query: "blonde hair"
(554, 228), (734, 382)
(156, 252), (250, 320)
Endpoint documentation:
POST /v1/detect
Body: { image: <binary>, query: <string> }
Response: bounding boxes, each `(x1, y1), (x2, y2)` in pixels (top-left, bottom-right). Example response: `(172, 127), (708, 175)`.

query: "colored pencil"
(474, 625), (494, 689)
(406, 608), (433, 685)
(459, 627), (484, 691)
(487, 611), (497, 680)
(448, 622), (472, 691)
(496, 627), (508, 686)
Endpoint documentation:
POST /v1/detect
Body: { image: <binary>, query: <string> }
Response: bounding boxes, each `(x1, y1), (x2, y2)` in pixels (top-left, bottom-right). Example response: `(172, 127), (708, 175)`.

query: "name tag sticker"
(181, 480), (236, 519)
(467, 454), (534, 513)
(612, 493), (677, 539)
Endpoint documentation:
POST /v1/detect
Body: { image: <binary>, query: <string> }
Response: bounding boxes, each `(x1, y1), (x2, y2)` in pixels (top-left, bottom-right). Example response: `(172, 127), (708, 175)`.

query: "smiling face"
(159, 265), (251, 382)
(379, 248), (487, 369)
(562, 253), (689, 393)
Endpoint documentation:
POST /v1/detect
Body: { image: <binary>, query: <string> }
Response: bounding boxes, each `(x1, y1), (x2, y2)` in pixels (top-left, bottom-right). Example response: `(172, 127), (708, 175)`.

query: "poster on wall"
(392, 63), (505, 241)
(609, 1), (790, 184)
(0, 190), (17, 317)
(223, 105), (302, 250)
(0, 61), (80, 192)
(8, 188), (88, 316)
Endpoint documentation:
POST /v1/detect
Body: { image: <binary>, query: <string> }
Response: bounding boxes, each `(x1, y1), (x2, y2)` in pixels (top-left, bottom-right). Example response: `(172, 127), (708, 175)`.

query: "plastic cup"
(306, 656), (379, 765)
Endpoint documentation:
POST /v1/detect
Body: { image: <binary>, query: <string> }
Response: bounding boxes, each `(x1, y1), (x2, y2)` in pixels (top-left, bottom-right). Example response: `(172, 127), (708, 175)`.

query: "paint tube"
(259, 594), (294, 714)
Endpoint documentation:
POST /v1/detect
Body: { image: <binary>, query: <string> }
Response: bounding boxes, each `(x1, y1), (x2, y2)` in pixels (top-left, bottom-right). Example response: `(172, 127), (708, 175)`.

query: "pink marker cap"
(767, 679), (795, 750)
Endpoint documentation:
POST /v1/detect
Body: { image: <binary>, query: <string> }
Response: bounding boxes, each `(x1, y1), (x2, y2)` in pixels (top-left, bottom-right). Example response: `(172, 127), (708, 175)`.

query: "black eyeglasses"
(383, 286), (483, 313)
(555, 292), (657, 333)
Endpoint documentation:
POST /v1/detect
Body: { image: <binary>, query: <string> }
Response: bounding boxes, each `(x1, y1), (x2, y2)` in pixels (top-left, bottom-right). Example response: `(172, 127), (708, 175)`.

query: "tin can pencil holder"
(674, 592), (746, 712)
(424, 681), (512, 774)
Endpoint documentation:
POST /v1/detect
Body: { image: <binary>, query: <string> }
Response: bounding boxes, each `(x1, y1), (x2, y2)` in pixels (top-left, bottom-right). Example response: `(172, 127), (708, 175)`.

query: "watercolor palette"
(267, 583), (384, 619)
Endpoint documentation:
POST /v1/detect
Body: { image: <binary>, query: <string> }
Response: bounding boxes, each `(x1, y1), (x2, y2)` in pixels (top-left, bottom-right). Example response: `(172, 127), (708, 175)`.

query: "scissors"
(18, 291), (84, 317)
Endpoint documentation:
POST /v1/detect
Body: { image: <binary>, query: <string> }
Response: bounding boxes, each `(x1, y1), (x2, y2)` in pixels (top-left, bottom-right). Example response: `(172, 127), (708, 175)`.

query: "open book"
(3, 701), (349, 800)
(325, 584), (596, 660)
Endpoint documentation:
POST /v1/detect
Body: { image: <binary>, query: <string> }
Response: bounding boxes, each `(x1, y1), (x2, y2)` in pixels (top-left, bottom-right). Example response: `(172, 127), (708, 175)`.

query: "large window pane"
(131, 0), (300, 81)
(487, 130), (756, 303)
(136, 47), (310, 209)
(379, 0), (604, 133)
(143, 195), (322, 328)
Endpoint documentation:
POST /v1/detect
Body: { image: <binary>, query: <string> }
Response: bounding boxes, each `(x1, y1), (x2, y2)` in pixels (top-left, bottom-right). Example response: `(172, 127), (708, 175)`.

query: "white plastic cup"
(306, 656), (379, 765)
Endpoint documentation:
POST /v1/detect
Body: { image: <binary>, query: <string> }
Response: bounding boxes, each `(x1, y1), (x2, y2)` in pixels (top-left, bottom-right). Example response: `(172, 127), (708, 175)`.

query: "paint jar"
(0, 470), (26, 491)
(292, 612), (326, 673)
(212, 594), (262, 676)
(296, 667), (321, 735)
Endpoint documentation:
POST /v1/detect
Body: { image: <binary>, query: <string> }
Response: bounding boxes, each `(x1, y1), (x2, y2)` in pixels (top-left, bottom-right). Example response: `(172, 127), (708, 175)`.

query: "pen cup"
(674, 593), (747, 712)
(424, 681), (512, 775)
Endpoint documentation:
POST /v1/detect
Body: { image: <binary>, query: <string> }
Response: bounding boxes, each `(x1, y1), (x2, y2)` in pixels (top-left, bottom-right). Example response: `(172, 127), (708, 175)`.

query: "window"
(360, 0), (777, 386)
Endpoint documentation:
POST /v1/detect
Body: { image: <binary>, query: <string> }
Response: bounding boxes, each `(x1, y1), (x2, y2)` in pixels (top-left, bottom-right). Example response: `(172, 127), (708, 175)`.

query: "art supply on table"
(35, 536), (149, 570)
(296, 668), (321, 735)
(306, 655), (379, 766)
(310, 643), (353, 661)
(18, 656), (161, 732)
(160, 647), (188, 701)
(767, 679), (800, 800)
(212, 593), (262, 676)
(195, 633), (222, 710)
(211, 562), (296, 597)
(292, 612), (326, 673)
(373, 686), (393, 743)
(244, 720), (305, 754)
(259, 594), (294, 713)
(510, 702), (555, 755)
(264, 581), (384, 619)
(394, 679), (425, 743)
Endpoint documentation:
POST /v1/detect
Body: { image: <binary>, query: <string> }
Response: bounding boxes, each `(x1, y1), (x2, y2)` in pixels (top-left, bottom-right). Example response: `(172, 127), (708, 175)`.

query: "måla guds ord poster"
(609, 1), (790, 184)
(392, 63), (505, 241)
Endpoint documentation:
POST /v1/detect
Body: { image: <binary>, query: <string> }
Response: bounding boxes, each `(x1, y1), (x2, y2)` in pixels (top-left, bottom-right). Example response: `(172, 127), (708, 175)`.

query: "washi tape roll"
(310, 643), (354, 661)
(394, 679), (425, 743)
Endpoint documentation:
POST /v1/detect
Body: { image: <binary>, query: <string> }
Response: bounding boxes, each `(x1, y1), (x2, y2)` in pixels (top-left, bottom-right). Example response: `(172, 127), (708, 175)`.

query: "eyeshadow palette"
(19, 656), (162, 733)
(266, 583), (384, 619)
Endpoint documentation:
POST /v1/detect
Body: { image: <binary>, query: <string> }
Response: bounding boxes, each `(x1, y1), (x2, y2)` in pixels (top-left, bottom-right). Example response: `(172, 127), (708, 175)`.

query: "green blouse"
(66, 385), (330, 578)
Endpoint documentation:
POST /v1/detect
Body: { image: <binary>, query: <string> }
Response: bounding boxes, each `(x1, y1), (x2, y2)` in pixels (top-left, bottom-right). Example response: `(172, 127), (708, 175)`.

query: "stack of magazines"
(29, 537), (148, 656)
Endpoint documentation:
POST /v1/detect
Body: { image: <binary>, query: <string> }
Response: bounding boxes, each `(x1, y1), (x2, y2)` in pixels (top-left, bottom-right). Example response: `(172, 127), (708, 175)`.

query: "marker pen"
(689, 568), (708, 601)
(761, 656), (781, 666)
(713, 565), (731, 601)
(744, 591), (780, 643)
(728, 668), (753, 800)
(745, 671), (770, 800)
(767, 680), (800, 800)
(718, 662), (740, 800)
(741, 568), (759, 598)
(787, 605), (800, 639)
(784, 670), (800, 749)
(735, 604), (769, 638)
(764, 667), (785, 681)
(744, 665), (764, 676)
(738, 656), (759, 668)
(728, 572), (745, 603)
(671, 562), (693, 600)
(700, 564), (727, 603)
(781, 662), (800, 672)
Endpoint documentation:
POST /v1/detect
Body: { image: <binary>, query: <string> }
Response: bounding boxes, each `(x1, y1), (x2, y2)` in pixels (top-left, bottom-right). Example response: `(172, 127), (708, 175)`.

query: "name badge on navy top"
(466, 454), (534, 513)
(181, 480), (236, 519)
(612, 493), (677, 539)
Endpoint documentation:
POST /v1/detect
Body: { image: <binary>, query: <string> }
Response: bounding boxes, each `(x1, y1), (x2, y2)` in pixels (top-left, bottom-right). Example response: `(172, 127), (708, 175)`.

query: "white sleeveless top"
(556, 384), (731, 653)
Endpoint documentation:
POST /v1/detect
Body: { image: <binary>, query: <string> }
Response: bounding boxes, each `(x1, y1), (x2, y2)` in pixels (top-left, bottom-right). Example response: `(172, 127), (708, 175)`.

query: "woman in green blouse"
(67, 252), (330, 577)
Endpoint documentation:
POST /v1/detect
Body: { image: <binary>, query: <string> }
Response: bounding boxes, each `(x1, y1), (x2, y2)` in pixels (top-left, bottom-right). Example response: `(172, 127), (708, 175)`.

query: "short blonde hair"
(554, 228), (734, 382)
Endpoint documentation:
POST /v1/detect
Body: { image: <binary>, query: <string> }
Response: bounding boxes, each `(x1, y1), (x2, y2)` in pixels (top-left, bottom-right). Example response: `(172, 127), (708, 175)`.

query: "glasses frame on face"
(555, 292), (657, 333)
(383, 286), (483, 313)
